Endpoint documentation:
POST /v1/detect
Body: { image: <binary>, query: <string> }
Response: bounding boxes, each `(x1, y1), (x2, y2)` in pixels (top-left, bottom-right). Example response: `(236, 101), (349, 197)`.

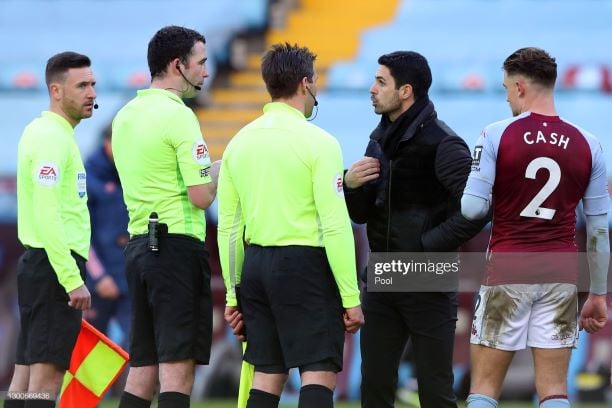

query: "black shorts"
(124, 234), (212, 366)
(16, 249), (86, 370)
(241, 245), (344, 373)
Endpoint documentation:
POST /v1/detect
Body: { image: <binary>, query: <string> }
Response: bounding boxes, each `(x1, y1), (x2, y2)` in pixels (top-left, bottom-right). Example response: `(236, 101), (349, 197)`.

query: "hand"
(344, 157), (380, 189)
(224, 306), (246, 341)
(95, 275), (120, 300)
(210, 160), (222, 184)
(68, 284), (91, 310)
(579, 294), (608, 333)
(343, 306), (364, 334)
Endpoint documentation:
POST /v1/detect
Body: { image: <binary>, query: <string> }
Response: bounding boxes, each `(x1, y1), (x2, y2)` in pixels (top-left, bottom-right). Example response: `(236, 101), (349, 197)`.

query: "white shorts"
(470, 283), (578, 350)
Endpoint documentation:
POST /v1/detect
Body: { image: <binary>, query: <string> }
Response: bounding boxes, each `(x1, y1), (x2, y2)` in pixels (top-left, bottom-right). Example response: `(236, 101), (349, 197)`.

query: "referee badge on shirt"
(35, 162), (59, 187)
(76, 172), (87, 198)
(192, 140), (210, 165)
(334, 173), (344, 197)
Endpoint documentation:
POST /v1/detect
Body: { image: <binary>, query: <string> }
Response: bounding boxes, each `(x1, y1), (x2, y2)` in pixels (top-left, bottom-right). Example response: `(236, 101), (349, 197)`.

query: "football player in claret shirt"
(461, 47), (609, 408)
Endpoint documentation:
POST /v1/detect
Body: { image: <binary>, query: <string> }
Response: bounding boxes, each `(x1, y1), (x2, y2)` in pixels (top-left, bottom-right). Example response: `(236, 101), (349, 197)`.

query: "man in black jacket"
(344, 51), (487, 408)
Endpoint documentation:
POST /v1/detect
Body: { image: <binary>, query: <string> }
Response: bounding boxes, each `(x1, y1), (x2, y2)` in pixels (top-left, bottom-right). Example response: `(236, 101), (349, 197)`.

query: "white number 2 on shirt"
(520, 157), (561, 220)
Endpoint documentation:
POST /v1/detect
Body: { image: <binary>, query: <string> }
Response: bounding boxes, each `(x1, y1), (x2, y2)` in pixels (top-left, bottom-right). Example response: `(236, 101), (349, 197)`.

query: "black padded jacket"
(344, 96), (488, 257)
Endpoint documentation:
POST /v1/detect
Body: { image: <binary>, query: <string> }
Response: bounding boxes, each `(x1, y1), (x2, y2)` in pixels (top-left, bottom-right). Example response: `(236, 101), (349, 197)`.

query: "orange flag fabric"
(59, 319), (129, 408)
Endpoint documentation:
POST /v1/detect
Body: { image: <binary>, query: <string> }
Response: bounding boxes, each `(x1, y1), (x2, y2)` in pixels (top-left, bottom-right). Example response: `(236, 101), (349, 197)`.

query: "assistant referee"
(112, 26), (219, 408)
(5, 52), (96, 408)
(218, 43), (364, 408)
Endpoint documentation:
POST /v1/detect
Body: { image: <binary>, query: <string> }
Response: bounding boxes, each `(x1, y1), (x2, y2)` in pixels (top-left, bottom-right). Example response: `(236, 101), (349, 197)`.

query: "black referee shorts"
(16, 248), (86, 370)
(241, 245), (345, 373)
(124, 233), (212, 366)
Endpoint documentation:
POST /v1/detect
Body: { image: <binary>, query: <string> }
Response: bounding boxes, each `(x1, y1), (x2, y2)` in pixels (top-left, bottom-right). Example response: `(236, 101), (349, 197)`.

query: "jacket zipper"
(386, 160), (393, 251)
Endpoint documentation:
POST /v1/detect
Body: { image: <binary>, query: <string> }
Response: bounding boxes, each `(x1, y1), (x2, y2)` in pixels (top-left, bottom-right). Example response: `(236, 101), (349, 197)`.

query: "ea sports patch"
(35, 163), (59, 186)
(334, 173), (344, 197)
(76, 172), (87, 198)
(192, 141), (210, 165)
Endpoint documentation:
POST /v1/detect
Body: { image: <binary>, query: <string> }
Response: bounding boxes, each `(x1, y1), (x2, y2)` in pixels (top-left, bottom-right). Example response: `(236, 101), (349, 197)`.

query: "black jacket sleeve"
(343, 176), (376, 224)
(421, 136), (490, 251)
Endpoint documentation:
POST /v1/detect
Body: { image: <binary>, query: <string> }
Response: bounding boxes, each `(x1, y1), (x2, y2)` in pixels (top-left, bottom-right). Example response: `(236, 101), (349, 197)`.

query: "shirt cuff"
(341, 293), (361, 309)
(62, 273), (85, 293)
(226, 293), (238, 307)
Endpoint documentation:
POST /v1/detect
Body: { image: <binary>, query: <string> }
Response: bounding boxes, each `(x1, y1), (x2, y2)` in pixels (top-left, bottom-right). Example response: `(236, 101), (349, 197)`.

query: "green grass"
(97, 400), (610, 408)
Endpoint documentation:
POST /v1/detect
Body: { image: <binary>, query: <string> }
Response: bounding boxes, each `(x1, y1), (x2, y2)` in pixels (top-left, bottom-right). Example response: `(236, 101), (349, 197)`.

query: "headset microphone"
(306, 86), (318, 107)
(93, 99), (98, 109)
(177, 63), (202, 91)
(306, 86), (319, 121)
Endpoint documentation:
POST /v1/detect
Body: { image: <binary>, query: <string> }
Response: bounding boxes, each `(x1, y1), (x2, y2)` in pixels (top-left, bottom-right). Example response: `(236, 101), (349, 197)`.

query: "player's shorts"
(124, 233), (212, 366)
(16, 248), (86, 370)
(241, 245), (345, 374)
(470, 283), (578, 350)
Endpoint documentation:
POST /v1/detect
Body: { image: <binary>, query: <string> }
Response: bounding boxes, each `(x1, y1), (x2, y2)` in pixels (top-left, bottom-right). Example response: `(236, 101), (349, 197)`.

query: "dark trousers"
(360, 291), (458, 408)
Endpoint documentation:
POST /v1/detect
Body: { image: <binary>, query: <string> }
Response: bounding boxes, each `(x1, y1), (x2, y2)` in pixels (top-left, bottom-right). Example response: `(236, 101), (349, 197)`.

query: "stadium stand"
(199, 0), (399, 159)
(327, 0), (612, 92)
(0, 0), (268, 90)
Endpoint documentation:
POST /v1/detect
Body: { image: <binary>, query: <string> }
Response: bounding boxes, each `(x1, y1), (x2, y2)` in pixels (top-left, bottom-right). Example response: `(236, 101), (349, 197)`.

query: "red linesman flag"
(59, 319), (129, 408)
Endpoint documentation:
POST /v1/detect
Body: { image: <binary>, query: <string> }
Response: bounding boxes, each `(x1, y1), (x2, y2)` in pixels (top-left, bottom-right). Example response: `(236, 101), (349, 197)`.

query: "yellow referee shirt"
(17, 111), (90, 292)
(218, 102), (360, 308)
(112, 88), (213, 239)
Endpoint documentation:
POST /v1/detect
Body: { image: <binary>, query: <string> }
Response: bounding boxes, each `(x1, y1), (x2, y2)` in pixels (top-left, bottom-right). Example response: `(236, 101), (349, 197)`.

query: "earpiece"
(176, 62), (202, 91)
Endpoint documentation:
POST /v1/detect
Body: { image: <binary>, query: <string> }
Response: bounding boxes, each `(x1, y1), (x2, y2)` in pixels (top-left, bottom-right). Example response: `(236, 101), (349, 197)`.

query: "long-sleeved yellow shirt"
(17, 111), (90, 292)
(217, 102), (360, 308)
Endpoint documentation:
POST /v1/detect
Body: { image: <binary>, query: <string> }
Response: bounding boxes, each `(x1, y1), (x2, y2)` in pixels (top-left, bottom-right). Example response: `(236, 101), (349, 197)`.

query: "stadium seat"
(0, 0), (268, 92)
(327, 0), (612, 92)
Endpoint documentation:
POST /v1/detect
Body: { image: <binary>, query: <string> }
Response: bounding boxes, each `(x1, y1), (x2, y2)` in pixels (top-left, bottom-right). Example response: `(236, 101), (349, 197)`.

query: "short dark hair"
(147, 25), (206, 79)
(45, 51), (91, 86)
(378, 51), (432, 100)
(261, 43), (316, 99)
(503, 47), (557, 88)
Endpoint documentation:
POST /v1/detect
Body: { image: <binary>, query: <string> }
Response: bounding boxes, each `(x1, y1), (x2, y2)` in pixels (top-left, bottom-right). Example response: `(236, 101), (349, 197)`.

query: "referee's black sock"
(158, 391), (190, 408)
(23, 400), (54, 408)
(298, 384), (333, 408)
(3, 399), (25, 408)
(118, 391), (151, 408)
(246, 388), (280, 408)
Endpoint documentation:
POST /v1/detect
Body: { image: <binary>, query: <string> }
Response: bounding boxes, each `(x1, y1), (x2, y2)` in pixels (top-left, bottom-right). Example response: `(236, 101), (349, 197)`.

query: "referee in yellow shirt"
(218, 43), (364, 408)
(4, 52), (96, 408)
(112, 26), (219, 408)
